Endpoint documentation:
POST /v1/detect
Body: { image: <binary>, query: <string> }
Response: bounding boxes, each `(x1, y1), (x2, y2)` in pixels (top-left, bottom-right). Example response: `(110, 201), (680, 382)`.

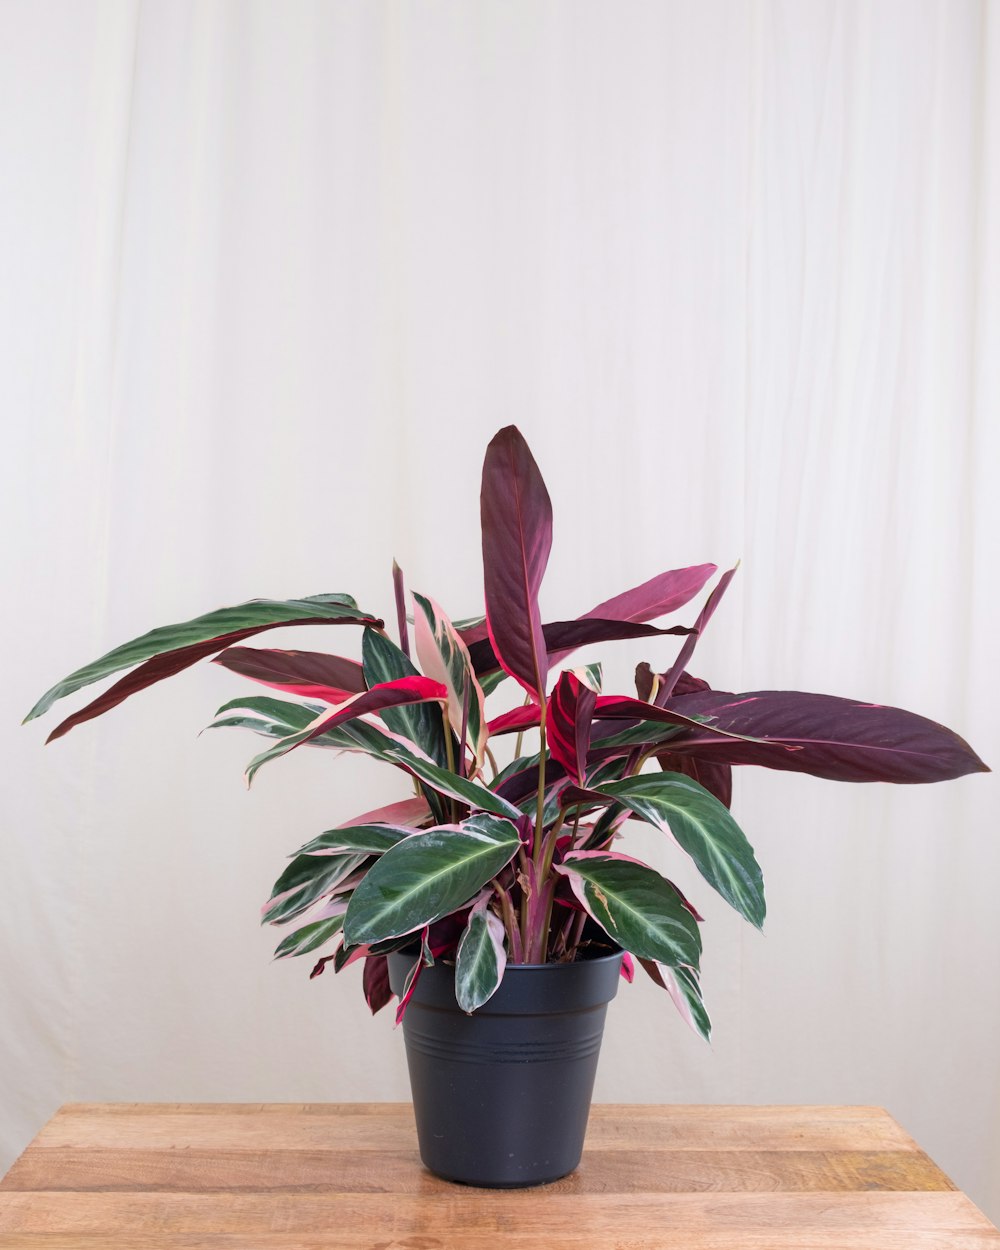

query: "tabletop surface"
(1, 1103), (998, 1249)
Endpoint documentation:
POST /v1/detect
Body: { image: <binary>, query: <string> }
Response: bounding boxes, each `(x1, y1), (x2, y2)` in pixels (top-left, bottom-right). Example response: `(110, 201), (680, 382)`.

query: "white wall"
(2, 0), (998, 1222)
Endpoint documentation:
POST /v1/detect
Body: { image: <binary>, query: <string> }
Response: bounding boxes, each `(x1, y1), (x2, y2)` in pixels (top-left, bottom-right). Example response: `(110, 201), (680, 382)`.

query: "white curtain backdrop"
(3, 0), (998, 1222)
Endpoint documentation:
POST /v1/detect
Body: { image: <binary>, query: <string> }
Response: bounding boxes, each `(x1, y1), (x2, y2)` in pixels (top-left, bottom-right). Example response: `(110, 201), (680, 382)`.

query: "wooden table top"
(1, 1103), (997, 1248)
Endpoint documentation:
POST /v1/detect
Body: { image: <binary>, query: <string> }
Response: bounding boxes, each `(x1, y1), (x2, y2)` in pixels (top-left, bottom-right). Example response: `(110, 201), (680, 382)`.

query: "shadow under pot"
(387, 947), (623, 1188)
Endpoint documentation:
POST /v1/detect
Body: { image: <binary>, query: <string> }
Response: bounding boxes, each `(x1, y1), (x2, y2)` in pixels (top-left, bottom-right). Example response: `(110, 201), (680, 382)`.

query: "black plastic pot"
(387, 948), (623, 1188)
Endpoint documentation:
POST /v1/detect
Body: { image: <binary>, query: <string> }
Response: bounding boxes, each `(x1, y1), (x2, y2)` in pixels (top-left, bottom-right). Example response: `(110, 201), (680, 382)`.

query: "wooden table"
(1, 1103), (998, 1248)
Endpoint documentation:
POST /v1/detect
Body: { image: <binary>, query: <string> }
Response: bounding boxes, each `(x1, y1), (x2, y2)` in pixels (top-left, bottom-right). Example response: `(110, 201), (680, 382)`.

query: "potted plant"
(25, 426), (987, 1188)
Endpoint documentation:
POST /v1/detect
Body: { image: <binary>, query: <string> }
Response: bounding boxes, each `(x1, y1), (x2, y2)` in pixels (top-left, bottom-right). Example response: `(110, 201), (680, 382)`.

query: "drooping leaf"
(297, 824), (416, 856)
(455, 895), (507, 1012)
(244, 676), (447, 785)
(555, 853), (702, 969)
(383, 750), (522, 819)
(663, 689), (990, 784)
(363, 954), (393, 1014)
(548, 671), (597, 787)
(413, 592), (488, 776)
(487, 704), (542, 737)
(273, 912), (346, 959)
(335, 795), (431, 829)
(590, 773), (766, 929)
(577, 663), (603, 694)
(343, 816), (521, 945)
(28, 594), (380, 740)
(639, 959), (711, 1041)
(263, 852), (367, 926)
(213, 646), (366, 701)
(480, 426), (553, 701)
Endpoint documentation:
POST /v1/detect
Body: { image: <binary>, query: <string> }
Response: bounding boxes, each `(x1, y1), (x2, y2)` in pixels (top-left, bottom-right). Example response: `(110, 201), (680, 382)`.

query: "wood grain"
(1, 1104), (997, 1250)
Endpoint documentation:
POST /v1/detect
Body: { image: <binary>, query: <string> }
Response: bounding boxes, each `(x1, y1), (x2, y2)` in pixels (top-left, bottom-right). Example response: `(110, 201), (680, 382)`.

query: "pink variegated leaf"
(455, 895), (507, 1012)
(548, 671), (597, 786)
(394, 928), (433, 1025)
(338, 796), (432, 829)
(620, 951), (635, 983)
(639, 959), (711, 1041)
(480, 426), (553, 702)
(392, 560), (410, 659)
(244, 676), (447, 785)
(413, 591), (489, 776)
(213, 646), (366, 702)
(487, 704), (542, 737)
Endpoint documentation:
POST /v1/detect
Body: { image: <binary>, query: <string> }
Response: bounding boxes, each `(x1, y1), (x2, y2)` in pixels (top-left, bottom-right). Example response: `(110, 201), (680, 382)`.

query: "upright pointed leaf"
(555, 853), (702, 969)
(213, 647), (366, 702)
(344, 815), (521, 945)
(413, 592), (489, 776)
(663, 689), (990, 783)
(655, 565), (738, 703)
(480, 426), (552, 701)
(548, 671), (597, 786)
(592, 773), (766, 929)
(28, 594), (380, 739)
(455, 896), (507, 1012)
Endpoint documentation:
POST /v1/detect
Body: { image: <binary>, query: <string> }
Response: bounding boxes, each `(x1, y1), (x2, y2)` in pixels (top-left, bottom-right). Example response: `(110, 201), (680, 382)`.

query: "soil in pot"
(388, 946), (623, 1188)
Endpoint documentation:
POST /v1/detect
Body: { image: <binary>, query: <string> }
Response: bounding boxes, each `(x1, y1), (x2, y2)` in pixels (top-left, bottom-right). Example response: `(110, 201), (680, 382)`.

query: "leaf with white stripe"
(343, 816), (521, 945)
(455, 896), (507, 1012)
(591, 772), (765, 930)
(413, 592), (488, 776)
(555, 852), (702, 969)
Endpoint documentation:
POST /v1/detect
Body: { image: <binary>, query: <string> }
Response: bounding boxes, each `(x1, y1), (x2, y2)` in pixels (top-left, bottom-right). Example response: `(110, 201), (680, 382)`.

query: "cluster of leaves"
(25, 428), (988, 1039)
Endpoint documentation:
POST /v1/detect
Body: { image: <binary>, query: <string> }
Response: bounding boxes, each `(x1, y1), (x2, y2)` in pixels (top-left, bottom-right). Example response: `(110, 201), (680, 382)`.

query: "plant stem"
(442, 707), (458, 822)
(512, 692), (532, 759)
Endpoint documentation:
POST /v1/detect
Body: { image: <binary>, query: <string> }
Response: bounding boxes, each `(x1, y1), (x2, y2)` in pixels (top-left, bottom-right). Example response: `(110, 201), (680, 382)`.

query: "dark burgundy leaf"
(636, 662), (709, 703)
(214, 646), (367, 701)
(663, 690), (990, 783)
(653, 751), (733, 809)
(362, 954), (393, 1014)
(480, 426), (552, 701)
(655, 565), (738, 703)
(468, 618), (694, 679)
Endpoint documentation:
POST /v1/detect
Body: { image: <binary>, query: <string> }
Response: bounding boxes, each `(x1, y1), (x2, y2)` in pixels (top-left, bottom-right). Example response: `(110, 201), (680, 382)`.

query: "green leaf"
(639, 959), (712, 1042)
(383, 750), (522, 819)
(274, 914), (345, 959)
(263, 852), (367, 926)
(296, 825), (413, 856)
(343, 816), (521, 945)
(594, 772), (766, 929)
(480, 669), (508, 698)
(455, 897), (507, 1013)
(556, 854), (702, 968)
(362, 629), (450, 822)
(26, 593), (375, 725)
(361, 629), (450, 768)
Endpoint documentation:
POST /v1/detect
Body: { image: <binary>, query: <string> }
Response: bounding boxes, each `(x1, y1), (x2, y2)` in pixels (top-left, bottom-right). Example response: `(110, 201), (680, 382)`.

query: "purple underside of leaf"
(363, 954), (393, 1014)
(654, 565), (738, 704)
(467, 618), (694, 679)
(654, 751), (733, 808)
(480, 426), (553, 700)
(213, 646), (367, 700)
(45, 617), (377, 743)
(582, 564), (717, 624)
(662, 690), (990, 783)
